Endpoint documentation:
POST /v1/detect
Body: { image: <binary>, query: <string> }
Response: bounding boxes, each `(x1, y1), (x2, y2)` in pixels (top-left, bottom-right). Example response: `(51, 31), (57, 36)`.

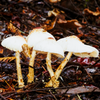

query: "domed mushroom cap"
(34, 37), (64, 58)
(1, 36), (27, 52)
(27, 28), (54, 48)
(57, 35), (99, 57)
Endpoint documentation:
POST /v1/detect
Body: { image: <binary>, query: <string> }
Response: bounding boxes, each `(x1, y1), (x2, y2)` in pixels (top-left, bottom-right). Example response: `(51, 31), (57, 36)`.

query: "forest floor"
(0, 0), (100, 100)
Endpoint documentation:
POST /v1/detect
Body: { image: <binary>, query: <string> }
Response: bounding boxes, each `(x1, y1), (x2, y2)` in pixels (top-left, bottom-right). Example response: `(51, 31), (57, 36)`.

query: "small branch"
(0, 94), (7, 100)
(53, 4), (83, 17)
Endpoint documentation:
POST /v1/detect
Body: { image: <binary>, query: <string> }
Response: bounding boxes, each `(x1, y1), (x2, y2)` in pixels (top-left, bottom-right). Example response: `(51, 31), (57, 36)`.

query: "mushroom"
(1, 35), (27, 88)
(45, 35), (99, 87)
(27, 27), (55, 83)
(33, 37), (64, 87)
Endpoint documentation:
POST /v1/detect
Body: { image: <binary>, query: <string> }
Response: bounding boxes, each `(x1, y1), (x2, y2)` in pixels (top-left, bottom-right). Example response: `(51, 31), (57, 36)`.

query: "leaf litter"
(0, 0), (100, 99)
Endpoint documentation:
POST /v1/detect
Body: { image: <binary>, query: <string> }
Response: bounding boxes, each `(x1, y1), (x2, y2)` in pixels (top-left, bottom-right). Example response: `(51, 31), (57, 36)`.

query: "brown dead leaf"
(7, 21), (21, 35)
(68, 82), (77, 85)
(0, 12), (13, 16)
(7, 98), (14, 100)
(57, 19), (82, 29)
(77, 28), (84, 38)
(42, 17), (57, 30)
(84, 8), (100, 16)
(18, 0), (32, 3)
(0, 46), (3, 54)
(67, 85), (100, 94)
(57, 86), (100, 94)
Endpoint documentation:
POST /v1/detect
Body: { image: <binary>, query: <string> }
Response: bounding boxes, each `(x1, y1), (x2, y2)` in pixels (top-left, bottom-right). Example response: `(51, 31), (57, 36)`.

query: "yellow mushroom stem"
(16, 51), (24, 88)
(22, 44), (30, 58)
(27, 50), (36, 83)
(46, 52), (59, 87)
(45, 52), (73, 88)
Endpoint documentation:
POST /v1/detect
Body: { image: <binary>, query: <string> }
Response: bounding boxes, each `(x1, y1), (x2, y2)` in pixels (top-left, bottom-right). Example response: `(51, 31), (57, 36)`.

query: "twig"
(53, 4), (83, 17)
(0, 94), (7, 100)
(49, 90), (58, 100)
(43, 0), (53, 9)
(94, 0), (100, 9)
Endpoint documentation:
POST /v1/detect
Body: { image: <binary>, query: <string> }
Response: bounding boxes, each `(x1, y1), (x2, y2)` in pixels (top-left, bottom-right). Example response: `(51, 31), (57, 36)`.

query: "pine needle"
(0, 57), (16, 62)
(77, 94), (82, 100)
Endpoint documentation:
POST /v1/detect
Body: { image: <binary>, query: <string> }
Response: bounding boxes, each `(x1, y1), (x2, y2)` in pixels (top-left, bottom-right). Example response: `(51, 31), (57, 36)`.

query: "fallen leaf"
(0, 46), (3, 54)
(57, 85), (100, 94)
(67, 85), (100, 94)
(84, 8), (100, 16)
(57, 19), (82, 29)
(42, 17), (57, 30)
(7, 21), (21, 35)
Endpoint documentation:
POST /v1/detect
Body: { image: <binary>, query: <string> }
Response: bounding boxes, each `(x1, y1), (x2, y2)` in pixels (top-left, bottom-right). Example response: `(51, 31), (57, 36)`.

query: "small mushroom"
(27, 27), (55, 83)
(1, 36), (27, 88)
(46, 35), (99, 87)
(34, 37), (64, 87)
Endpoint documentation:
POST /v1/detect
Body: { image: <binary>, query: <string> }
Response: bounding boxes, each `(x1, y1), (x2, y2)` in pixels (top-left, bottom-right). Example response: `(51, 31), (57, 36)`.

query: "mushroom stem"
(46, 52), (54, 77)
(16, 51), (24, 88)
(46, 52), (59, 87)
(27, 50), (36, 83)
(45, 52), (73, 87)
(22, 44), (31, 58)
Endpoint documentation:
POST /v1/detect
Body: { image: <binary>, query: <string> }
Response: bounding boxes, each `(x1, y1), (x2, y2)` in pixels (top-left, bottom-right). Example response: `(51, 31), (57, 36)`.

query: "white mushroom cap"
(27, 28), (54, 48)
(34, 37), (64, 58)
(1, 36), (27, 52)
(57, 35), (99, 57)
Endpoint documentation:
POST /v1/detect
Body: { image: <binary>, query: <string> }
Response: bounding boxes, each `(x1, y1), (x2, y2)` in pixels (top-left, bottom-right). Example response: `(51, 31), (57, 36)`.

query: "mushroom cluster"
(1, 28), (99, 88)
(33, 36), (64, 87)
(26, 28), (56, 83)
(45, 35), (99, 88)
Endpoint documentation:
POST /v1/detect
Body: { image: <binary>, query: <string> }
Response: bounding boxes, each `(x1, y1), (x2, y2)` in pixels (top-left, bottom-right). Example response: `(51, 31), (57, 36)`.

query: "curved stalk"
(46, 52), (59, 88)
(45, 52), (73, 87)
(27, 50), (36, 83)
